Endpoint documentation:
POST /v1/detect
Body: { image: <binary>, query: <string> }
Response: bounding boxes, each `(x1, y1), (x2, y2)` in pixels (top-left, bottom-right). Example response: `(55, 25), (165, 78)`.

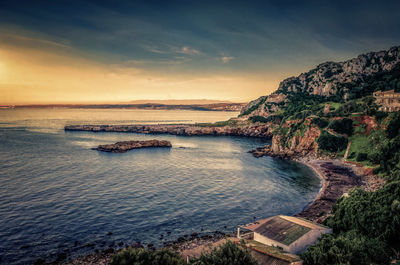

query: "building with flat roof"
(238, 215), (331, 254)
(373, 89), (400, 112)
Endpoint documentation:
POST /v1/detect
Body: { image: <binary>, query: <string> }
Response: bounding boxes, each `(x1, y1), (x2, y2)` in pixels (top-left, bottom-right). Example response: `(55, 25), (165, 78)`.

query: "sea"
(0, 108), (320, 264)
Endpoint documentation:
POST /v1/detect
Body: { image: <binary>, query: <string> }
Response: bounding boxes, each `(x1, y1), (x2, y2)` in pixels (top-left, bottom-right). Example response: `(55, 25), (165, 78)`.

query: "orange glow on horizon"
(0, 43), (282, 105)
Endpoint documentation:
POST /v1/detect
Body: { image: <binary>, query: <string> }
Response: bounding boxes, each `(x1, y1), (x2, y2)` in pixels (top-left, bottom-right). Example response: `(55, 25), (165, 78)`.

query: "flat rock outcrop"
(65, 124), (273, 138)
(93, 139), (172, 153)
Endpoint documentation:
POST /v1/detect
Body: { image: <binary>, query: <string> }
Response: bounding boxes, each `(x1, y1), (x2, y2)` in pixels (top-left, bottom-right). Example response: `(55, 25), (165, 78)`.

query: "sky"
(0, 0), (400, 104)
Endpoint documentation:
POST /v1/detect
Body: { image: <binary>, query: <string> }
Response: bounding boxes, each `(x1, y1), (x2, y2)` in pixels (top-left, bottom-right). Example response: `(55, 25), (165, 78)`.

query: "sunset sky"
(1, 0), (400, 104)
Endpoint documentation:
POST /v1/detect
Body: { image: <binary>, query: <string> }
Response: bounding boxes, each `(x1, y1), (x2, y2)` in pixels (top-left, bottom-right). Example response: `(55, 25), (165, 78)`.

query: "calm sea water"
(0, 108), (320, 264)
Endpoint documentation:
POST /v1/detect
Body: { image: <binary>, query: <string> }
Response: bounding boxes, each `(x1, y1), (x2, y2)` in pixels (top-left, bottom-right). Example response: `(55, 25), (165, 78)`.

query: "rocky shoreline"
(93, 139), (172, 153)
(58, 156), (381, 265)
(64, 124), (273, 138)
(249, 145), (384, 223)
(294, 159), (362, 223)
(60, 122), (384, 264)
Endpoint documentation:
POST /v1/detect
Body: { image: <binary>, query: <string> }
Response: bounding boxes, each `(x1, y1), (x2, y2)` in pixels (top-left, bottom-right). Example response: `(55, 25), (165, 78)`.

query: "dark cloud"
(1, 0), (399, 74)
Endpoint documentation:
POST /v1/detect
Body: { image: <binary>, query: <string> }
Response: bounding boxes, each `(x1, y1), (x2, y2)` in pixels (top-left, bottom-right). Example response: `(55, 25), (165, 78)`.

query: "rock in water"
(93, 139), (172, 153)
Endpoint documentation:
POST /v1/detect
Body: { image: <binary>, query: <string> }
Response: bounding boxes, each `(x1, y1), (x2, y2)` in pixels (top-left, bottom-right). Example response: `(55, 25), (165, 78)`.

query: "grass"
(243, 240), (301, 262)
(318, 102), (342, 111)
(195, 119), (238, 127)
(329, 102), (342, 110)
(347, 135), (370, 155)
(353, 124), (367, 134)
(346, 134), (377, 167)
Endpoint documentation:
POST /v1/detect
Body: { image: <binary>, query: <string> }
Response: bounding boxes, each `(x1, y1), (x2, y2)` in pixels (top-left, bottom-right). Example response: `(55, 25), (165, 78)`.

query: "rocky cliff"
(242, 46), (400, 117)
(250, 119), (320, 158)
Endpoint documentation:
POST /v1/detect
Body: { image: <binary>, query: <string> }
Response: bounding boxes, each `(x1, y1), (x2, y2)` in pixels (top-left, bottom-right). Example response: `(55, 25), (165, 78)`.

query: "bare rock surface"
(93, 139), (172, 153)
(65, 124), (273, 138)
(242, 46), (400, 117)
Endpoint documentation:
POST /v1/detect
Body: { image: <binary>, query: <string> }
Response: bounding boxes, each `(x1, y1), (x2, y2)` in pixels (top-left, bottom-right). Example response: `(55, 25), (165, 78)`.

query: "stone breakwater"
(65, 124), (273, 138)
(93, 140), (172, 153)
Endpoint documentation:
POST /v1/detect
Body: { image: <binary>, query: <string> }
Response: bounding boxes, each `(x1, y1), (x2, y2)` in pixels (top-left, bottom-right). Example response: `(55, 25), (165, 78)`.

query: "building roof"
(241, 215), (329, 246)
(374, 89), (398, 95)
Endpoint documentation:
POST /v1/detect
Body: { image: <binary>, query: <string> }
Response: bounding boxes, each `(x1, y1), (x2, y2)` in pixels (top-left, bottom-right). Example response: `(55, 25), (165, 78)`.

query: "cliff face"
(279, 46), (400, 96)
(251, 123), (321, 158)
(243, 46), (400, 117)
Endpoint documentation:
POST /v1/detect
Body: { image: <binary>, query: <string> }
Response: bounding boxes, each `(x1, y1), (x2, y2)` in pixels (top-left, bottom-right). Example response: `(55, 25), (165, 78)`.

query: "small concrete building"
(373, 89), (400, 112)
(238, 215), (332, 254)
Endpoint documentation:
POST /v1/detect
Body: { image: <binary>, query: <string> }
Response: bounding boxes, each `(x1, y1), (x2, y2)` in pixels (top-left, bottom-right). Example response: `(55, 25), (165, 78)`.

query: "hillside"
(240, 46), (400, 118)
(239, 46), (400, 159)
(241, 46), (400, 265)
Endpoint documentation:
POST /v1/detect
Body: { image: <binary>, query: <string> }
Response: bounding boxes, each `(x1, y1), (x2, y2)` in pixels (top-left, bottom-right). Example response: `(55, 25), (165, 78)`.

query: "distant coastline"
(0, 102), (246, 112)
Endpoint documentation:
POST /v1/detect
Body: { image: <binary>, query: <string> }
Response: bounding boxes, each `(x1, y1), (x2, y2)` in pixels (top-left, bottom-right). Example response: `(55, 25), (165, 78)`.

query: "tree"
(317, 131), (348, 152)
(301, 231), (391, 265)
(112, 248), (186, 265)
(328, 118), (354, 136)
(387, 112), (400, 139)
(190, 241), (257, 265)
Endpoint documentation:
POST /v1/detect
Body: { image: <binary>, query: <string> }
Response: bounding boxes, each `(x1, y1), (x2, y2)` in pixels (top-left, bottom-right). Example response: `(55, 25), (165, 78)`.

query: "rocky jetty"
(65, 124), (273, 138)
(93, 139), (172, 153)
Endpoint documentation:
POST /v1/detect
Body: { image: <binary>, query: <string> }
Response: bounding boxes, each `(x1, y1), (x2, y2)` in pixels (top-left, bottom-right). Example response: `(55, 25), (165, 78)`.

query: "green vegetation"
(328, 118), (354, 136)
(249, 115), (282, 124)
(317, 131), (348, 152)
(342, 63), (400, 99)
(281, 93), (327, 121)
(311, 117), (329, 128)
(387, 111), (400, 139)
(375, 111), (388, 122)
(112, 248), (186, 265)
(355, 152), (368, 162)
(302, 111), (400, 265)
(111, 241), (257, 265)
(242, 239), (301, 263)
(301, 230), (391, 265)
(346, 135), (370, 161)
(196, 119), (238, 127)
(190, 241), (257, 265)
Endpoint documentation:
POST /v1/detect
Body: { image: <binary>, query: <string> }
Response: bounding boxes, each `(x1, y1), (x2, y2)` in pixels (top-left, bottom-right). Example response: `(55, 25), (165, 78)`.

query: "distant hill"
(241, 46), (400, 117)
(10, 102), (245, 112)
(129, 99), (235, 105)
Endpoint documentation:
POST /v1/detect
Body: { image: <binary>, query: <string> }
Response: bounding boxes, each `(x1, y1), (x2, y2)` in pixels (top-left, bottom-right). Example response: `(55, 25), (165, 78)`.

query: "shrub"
(317, 131), (348, 152)
(326, 182), (400, 246)
(387, 112), (400, 139)
(301, 231), (391, 265)
(250, 115), (283, 124)
(356, 152), (368, 162)
(112, 248), (185, 265)
(190, 241), (257, 265)
(249, 115), (269, 123)
(328, 118), (354, 136)
(311, 117), (329, 128)
(374, 111), (388, 122)
(347, 152), (356, 159)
